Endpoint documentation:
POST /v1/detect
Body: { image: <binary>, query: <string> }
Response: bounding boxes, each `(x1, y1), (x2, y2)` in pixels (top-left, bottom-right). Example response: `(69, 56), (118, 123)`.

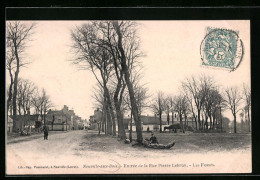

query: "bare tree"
(210, 89), (224, 130)
(71, 23), (116, 135)
(89, 21), (127, 138)
(182, 74), (215, 130)
(6, 49), (16, 116)
(243, 83), (251, 132)
(71, 21), (144, 142)
(111, 21), (144, 143)
(239, 111), (244, 132)
(167, 96), (175, 126)
(41, 89), (53, 125)
(16, 78), (36, 116)
(173, 94), (189, 133)
(152, 91), (165, 133)
(202, 88), (223, 130)
(31, 88), (42, 115)
(183, 89), (198, 130)
(91, 83), (111, 134)
(163, 97), (171, 126)
(124, 70), (150, 116)
(224, 87), (242, 133)
(124, 81), (150, 141)
(6, 22), (36, 119)
(31, 88), (53, 125)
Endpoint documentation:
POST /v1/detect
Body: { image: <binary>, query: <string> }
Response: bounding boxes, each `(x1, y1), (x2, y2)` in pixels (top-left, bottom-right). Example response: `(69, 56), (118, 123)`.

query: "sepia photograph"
(5, 20), (251, 174)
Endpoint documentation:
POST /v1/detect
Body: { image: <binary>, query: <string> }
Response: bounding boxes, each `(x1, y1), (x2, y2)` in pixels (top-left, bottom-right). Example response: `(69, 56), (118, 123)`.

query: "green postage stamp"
(200, 27), (244, 71)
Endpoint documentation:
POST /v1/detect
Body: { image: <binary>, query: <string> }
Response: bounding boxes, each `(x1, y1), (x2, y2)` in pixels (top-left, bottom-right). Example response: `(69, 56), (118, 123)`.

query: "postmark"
(200, 27), (244, 71)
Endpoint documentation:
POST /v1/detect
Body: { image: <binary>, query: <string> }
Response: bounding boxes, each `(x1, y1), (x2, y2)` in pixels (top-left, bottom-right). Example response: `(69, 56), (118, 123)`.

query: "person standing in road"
(43, 125), (49, 140)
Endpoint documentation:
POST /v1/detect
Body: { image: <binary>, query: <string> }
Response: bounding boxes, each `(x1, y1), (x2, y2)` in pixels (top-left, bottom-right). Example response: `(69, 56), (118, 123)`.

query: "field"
(84, 131), (251, 156)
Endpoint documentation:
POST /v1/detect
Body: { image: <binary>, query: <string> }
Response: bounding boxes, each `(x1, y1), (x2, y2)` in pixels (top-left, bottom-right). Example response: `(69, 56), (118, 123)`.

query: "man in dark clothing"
(149, 133), (158, 144)
(43, 125), (49, 140)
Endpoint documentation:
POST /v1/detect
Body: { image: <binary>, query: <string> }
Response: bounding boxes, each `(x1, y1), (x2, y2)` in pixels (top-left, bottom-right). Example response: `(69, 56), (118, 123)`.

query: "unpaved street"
(6, 130), (252, 174)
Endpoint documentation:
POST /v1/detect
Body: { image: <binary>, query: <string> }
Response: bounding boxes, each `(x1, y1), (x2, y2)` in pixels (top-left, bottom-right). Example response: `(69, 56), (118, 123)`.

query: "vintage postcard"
(6, 20), (251, 175)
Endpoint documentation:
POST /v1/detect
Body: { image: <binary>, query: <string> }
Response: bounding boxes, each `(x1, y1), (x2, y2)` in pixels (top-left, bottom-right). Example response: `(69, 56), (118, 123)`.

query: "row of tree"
(6, 22), (53, 130)
(151, 75), (251, 134)
(7, 78), (53, 124)
(70, 21), (251, 145)
(70, 21), (146, 143)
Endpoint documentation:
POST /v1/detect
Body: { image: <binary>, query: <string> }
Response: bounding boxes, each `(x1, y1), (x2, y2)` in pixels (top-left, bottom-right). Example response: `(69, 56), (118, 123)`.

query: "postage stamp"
(200, 27), (244, 71)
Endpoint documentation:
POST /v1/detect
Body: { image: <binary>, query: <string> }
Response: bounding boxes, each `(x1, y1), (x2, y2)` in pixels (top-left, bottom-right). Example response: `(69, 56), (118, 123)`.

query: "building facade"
(46, 105), (82, 131)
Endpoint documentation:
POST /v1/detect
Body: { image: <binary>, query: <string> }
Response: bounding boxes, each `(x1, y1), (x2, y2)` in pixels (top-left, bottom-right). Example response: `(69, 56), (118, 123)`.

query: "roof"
(10, 115), (41, 121)
(47, 110), (71, 118)
(124, 115), (164, 125)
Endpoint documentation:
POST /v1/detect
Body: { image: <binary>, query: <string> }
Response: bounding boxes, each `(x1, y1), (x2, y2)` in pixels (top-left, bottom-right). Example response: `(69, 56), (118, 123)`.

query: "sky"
(6, 20), (250, 121)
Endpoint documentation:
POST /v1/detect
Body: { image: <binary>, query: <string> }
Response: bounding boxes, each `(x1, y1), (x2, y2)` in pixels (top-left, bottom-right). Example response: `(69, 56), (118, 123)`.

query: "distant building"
(10, 114), (42, 132)
(127, 115), (168, 132)
(46, 105), (82, 131)
(128, 115), (196, 132)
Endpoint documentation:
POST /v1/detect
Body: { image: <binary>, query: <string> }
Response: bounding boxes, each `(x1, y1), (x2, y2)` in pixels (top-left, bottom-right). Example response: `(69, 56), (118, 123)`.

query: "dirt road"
(6, 130), (252, 174)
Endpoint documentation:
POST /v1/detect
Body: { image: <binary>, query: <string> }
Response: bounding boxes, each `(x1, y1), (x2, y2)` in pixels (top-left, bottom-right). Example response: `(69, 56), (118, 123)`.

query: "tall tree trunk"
(212, 115), (216, 129)
(129, 110), (133, 142)
(113, 21), (143, 144)
(98, 123), (101, 135)
(113, 79), (126, 139)
(13, 40), (20, 118)
(7, 70), (14, 116)
(18, 102), (21, 116)
(13, 73), (19, 117)
(171, 111), (174, 125)
(102, 94), (107, 135)
(233, 113), (237, 133)
(103, 84), (114, 135)
(110, 105), (116, 136)
(204, 113), (208, 130)
(220, 107), (223, 132)
(102, 121), (104, 132)
(248, 107), (250, 132)
(179, 113), (185, 133)
(184, 114), (187, 128)
(104, 109), (107, 135)
(167, 112), (170, 125)
(159, 112), (162, 133)
(105, 99), (112, 135)
(192, 112), (197, 130)
(114, 101), (125, 139)
(197, 109), (201, 130)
